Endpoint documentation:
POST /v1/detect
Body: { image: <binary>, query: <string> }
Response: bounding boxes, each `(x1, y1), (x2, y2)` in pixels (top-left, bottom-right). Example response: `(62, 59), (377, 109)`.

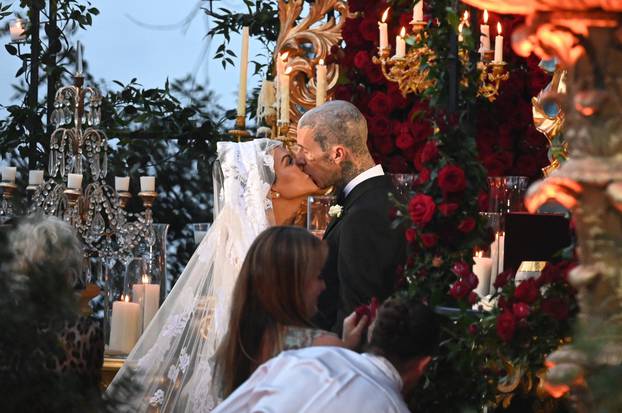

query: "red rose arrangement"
(354, 297), (379, 327)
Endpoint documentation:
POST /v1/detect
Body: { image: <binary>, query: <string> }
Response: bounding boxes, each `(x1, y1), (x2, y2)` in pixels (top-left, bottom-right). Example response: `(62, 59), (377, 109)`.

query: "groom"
(294, 100), (406, 333)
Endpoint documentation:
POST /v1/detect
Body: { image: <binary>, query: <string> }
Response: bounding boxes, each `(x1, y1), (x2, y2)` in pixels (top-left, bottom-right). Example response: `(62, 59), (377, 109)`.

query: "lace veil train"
(107, 138), (283, 412)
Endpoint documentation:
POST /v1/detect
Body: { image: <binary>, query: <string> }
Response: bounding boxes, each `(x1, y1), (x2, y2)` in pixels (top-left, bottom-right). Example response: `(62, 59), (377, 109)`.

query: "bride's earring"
(271, 190), (281, 199)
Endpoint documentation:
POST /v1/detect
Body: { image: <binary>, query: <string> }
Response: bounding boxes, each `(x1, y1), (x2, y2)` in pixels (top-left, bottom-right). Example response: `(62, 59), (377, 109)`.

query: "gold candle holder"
(138, 191), (158, 209)
(117, 191), (132, 209)
(479, 61), (509, 102)
(0, 182), (17, 200)
(228, 115), (251, 142)
(63, 188), (82, 208)
(410, 20), (426, 33)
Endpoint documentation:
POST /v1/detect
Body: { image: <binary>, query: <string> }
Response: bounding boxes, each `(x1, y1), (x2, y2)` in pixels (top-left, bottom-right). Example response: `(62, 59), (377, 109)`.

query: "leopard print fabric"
(54, 316), (104, 388)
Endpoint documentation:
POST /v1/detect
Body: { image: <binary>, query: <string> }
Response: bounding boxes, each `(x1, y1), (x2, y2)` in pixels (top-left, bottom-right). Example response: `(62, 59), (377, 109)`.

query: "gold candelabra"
(373, 21), (509, 102)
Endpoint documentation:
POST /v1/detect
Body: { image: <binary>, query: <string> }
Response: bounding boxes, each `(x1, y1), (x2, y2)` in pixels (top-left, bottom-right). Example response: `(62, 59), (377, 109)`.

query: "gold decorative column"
(462, 0), (622, 409)
(274, 0), (350, 141)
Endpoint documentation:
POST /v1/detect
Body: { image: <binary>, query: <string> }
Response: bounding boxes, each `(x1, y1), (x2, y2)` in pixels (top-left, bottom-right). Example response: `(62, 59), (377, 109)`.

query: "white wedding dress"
(107, 138), (283, 412)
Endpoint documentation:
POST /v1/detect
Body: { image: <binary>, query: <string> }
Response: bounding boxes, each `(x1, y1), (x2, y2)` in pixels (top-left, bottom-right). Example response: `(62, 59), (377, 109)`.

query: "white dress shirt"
(343, 164), (385, 198)
(212, 346), (409, 413)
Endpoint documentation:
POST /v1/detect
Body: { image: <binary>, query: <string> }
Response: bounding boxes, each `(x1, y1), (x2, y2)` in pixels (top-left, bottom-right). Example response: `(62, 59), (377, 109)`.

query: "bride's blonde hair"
(215, 226), (328, 396)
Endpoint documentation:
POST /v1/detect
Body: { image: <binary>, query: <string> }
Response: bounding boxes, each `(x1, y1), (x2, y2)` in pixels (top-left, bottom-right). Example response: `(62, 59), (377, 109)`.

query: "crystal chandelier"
(30, 73), (157, 261)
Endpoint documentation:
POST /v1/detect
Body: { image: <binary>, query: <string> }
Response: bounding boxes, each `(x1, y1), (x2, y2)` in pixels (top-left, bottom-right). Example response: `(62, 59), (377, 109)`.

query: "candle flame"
(319, 58), (324, 65)
(400, 27), (406, 37)
(458, 22), (464, 34)
(284, 66), (292, 75)
(280, 51), (289, 61)
(475, 250), (483, 258)
(463, 10), (469, 21)
(483, 9), (489, 24)
(142, 274), (150, 284)
(381, 7), (390, 23)
(497, 22), (502, 35)
(123, 294), (129, 302)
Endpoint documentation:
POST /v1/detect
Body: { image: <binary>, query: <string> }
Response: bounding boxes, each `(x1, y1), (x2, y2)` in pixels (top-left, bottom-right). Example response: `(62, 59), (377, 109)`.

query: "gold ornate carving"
(275, 0), (349, 141)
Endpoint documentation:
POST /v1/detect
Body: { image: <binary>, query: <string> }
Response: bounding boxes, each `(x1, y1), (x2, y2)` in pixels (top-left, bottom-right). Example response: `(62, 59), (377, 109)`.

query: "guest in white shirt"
(212, 295), (440, 413)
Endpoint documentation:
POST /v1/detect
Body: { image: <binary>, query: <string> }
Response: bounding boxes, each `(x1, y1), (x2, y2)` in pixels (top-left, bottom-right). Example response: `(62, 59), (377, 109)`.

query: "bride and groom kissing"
(109, 100), (407, 411)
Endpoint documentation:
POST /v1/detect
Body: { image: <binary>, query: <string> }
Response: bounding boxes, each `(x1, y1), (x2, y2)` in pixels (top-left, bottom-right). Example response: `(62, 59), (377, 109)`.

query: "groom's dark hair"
(298, 100), (369, 157)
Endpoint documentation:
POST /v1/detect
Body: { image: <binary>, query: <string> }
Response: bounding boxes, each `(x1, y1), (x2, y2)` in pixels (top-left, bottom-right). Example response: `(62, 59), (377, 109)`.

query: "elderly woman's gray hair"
(9, 215), (83, 286)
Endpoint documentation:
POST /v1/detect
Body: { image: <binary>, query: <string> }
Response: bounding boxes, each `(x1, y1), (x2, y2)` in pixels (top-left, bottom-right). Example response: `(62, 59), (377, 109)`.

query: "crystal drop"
(92, 212), (105, 236)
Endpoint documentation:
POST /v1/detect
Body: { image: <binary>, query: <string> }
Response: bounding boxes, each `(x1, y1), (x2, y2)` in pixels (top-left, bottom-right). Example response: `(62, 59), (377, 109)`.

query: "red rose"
(450, 280), (470, 300)
(512, 302), (531, 319)
(408, 194), (436, 226)
(439, 202), (459, 216)
(347, 0), (368, 12)
(341, 18), (366, 48)
(469, 291), (479, 305)
(496, 311), (516, 342)
(416, 168), (430, 185)
(409, 120), (433, 144)
(464, 272), (479, 290)
(405, 228), (417, 243)
(477, 191), (489, 212)
(396, 133), (415, 150)
(368, 91), (393, 115)
(420, 233), (438, 248)
(386, 83), (408, 109)
(452, 261), (471, 277)
(420, 140), (439, 164)
(542, 298), (570, 321)
(353, 50), (371, 70)
(514, 279), (539, 304)
(332, 85), (353, 102)
(359, 16), (379, 42)
(493, 268), (515, 289)
(387, 156), (409, 173)
(483, 155), (507, 177)
(458, 217), (476, 233)
(438, 165), (466, 194)
(368, 116), (392, 136)
(468, 323), (479, 335)
(363, 62), (384, 84)
(372, 135), (394, 155)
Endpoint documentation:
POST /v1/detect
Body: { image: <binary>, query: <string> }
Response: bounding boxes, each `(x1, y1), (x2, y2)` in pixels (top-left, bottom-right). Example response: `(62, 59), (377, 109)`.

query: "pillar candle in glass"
(28, 170), (44, 185)
(395, 27), (406, 58)
(108, 295), (140, 354)
(280, 67), (292, 124)
(140, 176), (156, 192)
(480, 9), (490, 52)
(67, 173), (83, 190)
(473, 251), (492, 297)
(132, 274), (160, 331)
(115, 176), (130, 192)
(378, 8), (390, 50)
(315, 59), (327, 107)
(494, 22), (504, 62)
(412, 0), (423, 22)
(236, 26), (250, 118)
(2, 166), (17, 183)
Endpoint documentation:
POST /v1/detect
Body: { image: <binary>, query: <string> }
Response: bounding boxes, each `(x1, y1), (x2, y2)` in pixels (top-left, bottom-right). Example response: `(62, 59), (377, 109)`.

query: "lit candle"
(276, 52), (289, 121)
(458, 22), (464, 42)
(67, 173), (83, 190)
(2, 166), (17, 183)
(115, 176), (130, 192)
(109, 295), (141, 354)
(395, 27), (406, 58)
(28, 170), (44, 185)
(140, 176), (155, 192)
(132, 274), (161, 331)
(412, 0), (423, 22)
(76, 41), (83, 74)
(9, 19), (26, 42)
(473, 251), (492, 297)
(489, 231), (500, 290)
(480, 9), (490, 53)
(378, 8), (390, 50)
(316, 59), (327, 107)
(280, 67), (292, 124)
(458, 10), (469, 42)
(494, 22), (504, 62)
(236, 26), (250, 118)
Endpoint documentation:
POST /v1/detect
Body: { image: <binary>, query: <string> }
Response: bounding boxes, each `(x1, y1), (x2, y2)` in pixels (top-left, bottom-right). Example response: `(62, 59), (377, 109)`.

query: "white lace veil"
(107, 138), (283, 412)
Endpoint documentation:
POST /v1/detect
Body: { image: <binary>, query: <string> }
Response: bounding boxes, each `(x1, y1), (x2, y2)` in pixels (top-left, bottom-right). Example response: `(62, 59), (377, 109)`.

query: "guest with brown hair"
(213, 225), (368, 400)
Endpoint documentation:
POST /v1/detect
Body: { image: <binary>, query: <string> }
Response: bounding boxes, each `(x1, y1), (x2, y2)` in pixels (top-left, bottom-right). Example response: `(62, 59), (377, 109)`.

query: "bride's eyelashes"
(282, 154), (294, 166)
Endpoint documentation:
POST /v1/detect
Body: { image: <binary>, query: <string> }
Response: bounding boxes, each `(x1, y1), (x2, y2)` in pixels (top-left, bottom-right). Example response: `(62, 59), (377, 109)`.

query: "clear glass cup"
(193, 223), (211, 246)
(307, 195), (336, 239)
(388, 173), (416, 202)
(487, 176), (529, 213)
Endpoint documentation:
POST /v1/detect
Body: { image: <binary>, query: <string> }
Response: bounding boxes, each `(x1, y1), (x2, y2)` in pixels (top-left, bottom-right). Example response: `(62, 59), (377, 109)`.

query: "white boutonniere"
(328, 204), (343, 218)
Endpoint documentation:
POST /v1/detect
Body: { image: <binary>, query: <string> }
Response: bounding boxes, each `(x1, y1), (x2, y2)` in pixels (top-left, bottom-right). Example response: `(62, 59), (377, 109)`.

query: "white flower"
(167, 365), (180, 382)
(328, 204), (343, 218)
(149, 389), (165, 406)
(179, 347), (190, 374)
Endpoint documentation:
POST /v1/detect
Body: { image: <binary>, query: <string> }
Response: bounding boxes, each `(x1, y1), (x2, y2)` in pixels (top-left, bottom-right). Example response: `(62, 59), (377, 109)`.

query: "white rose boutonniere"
(328, 204), (343, 219)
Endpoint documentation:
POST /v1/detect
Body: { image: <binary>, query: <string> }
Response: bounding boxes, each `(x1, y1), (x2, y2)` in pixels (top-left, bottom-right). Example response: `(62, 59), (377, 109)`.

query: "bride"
(107, 138), (320, 411)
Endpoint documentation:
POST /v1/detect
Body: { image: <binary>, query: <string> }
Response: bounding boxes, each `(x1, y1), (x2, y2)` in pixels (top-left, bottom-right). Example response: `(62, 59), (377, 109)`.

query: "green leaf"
(5, 44), (18, 56)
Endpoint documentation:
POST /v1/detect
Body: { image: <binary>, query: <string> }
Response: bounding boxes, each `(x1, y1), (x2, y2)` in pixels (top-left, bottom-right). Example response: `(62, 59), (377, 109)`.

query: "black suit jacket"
(313, 175), (406, 333)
